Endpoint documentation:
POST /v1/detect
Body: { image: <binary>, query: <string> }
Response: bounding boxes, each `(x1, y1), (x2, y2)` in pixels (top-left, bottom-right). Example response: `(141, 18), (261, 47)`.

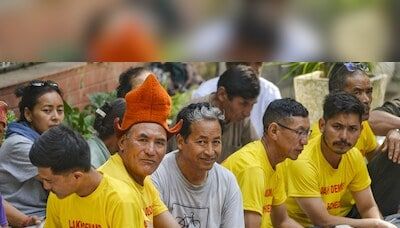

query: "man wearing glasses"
(223, 98), (309, 228)
(286, 92), (396, 228)
(309, 62), (400, 217)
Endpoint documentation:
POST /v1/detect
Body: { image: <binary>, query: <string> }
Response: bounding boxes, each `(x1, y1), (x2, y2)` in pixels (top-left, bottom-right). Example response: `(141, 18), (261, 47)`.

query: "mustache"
(332, 140), (352, 147)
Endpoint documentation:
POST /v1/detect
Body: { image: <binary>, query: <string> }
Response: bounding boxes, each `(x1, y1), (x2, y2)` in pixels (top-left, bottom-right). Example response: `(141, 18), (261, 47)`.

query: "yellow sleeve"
(44, 193), (61, 228)
(360, 121), (378, 155)
(147, 178), (168, 216)
(236, 167), (265, 215)
(272, 167), (287, 206)
(109, 198), (145, 228)
(287, 159), (320, 197)
(348, 151), (372, 192)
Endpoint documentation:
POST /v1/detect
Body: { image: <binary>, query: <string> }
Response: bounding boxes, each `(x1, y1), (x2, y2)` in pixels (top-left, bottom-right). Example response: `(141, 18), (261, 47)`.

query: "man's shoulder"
(192, 77), (219, 99)
(223, 141), (265, 170)
(102, 174), (141, 203)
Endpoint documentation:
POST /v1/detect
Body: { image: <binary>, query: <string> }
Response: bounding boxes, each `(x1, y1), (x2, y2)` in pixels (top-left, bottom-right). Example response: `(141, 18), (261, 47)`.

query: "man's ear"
(319, 118), (325, 133)
(177, 134), (185, 151)
(118, 134), (127, 153)
(72, 171), (84, 180)
(216, 86), (228, 102)
(268, 123), (279, 140)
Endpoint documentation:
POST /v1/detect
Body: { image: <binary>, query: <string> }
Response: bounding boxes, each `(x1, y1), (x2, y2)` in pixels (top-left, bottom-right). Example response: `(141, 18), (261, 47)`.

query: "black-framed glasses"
(276, 122), (311, 138)
(30, 80), (59, 88)
(343, 62), (369, 73)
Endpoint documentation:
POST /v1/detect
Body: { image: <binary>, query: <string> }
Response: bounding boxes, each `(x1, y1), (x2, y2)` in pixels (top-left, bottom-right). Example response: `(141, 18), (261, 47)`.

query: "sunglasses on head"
(29, 80), (59, 88)
(343, 62), (369, 73)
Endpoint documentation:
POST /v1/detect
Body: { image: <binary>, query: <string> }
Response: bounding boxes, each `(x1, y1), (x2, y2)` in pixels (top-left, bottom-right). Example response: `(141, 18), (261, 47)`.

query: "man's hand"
(379, 129), (400, 163)
(371, 218), (397, 228)
(21, 215), (41, 227)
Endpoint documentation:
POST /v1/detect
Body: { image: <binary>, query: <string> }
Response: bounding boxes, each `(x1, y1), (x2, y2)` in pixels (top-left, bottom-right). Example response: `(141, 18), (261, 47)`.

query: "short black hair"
(263, 98), (309, 131)
(217, 65), (260, 100)
(323, 92), (364, 122)
(328, 62), (369, 93)
(176, 102), (224, 140)
(116, 66), (149, 98)
(29, 125), (91, 174)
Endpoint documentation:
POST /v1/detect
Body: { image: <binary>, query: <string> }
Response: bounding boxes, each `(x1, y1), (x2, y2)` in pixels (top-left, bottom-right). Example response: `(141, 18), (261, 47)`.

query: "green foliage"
(169, 89), (193, 123)
(6, 110), (16, 123)
(63, 101), (95, 139)
(87, 91), (117, 111)
(63, 91), (118, 139)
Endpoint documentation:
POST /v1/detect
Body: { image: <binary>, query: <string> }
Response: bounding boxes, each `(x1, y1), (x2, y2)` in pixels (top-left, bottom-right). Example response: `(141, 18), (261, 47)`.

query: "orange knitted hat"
(0, 101), (7, 127)
(115, 74), (182, 138)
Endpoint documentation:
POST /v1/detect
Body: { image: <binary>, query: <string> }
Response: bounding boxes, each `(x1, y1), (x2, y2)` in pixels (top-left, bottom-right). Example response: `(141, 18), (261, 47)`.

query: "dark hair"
(15, 80), (63, 122)
(176, 102), (224, 140)
(328, 62), (369, 93)
(29, 125), (91, 174)
(323, 92), (364, 122)
(93, 98), (126, 140)
(217, 65), (260, 99)
(116, 66), (150, 98)
(263, 98), (309, 131)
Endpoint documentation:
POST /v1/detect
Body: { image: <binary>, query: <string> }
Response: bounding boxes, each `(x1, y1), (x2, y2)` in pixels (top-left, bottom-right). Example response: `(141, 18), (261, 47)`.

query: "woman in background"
(0, 80), (64, 227)
(88, 98), (125, 168)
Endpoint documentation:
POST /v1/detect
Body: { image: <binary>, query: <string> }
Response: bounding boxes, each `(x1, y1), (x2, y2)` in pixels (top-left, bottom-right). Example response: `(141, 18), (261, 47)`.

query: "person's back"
(88, 98), (126, 168)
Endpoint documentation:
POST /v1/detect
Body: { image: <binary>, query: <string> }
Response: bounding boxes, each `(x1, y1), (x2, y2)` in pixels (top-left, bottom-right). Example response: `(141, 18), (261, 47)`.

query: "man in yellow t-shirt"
(286, 92), (395, 228)
(223, 98), (310, 228)
(313, 62), (400, 216)
(29, 125), (144, 227)
(99, 74), (181, 227)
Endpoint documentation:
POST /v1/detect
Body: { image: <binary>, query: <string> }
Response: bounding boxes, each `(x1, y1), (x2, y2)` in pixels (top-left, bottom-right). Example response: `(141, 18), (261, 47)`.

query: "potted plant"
(281, 62), (388, 123)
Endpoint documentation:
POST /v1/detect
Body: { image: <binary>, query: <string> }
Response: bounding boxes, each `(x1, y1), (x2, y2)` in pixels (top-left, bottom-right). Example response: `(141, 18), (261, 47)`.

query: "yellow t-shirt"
(286, 135), (371, 227)
(44, 174), (144, 228)
(98, 154), (168, 226)
(222, 140), (286, 228)
(310, 120), (378, 156)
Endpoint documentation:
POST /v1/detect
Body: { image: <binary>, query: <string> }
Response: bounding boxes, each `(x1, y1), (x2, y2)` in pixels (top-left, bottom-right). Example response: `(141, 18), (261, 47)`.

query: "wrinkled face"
(222, 96), (257, 123)
(25, 91), (64, 134)
(343, 73), (372, 121)
(177, 119), (222, 172)
(38, 167), (78, 199)
(119, 123), (167, 184)
(275, 116), (310, 160)
(320, 113), (362, 155)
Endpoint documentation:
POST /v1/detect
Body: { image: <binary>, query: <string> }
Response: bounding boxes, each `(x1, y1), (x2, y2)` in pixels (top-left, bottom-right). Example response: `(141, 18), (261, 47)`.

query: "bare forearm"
(358, 204), (382, 219)
(3, 200), (28, 227)
(314, 214), (385, 228)
(275, 218), (302, 228)
(369, 110), (400, 136)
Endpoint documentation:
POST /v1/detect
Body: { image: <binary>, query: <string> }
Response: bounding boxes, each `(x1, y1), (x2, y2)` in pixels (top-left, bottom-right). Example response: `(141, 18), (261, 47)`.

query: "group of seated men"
(0, 62), (400, 227)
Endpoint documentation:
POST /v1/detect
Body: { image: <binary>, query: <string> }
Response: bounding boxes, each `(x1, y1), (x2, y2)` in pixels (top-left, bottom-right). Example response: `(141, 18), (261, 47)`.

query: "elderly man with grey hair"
(152, 102), (245, 228)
